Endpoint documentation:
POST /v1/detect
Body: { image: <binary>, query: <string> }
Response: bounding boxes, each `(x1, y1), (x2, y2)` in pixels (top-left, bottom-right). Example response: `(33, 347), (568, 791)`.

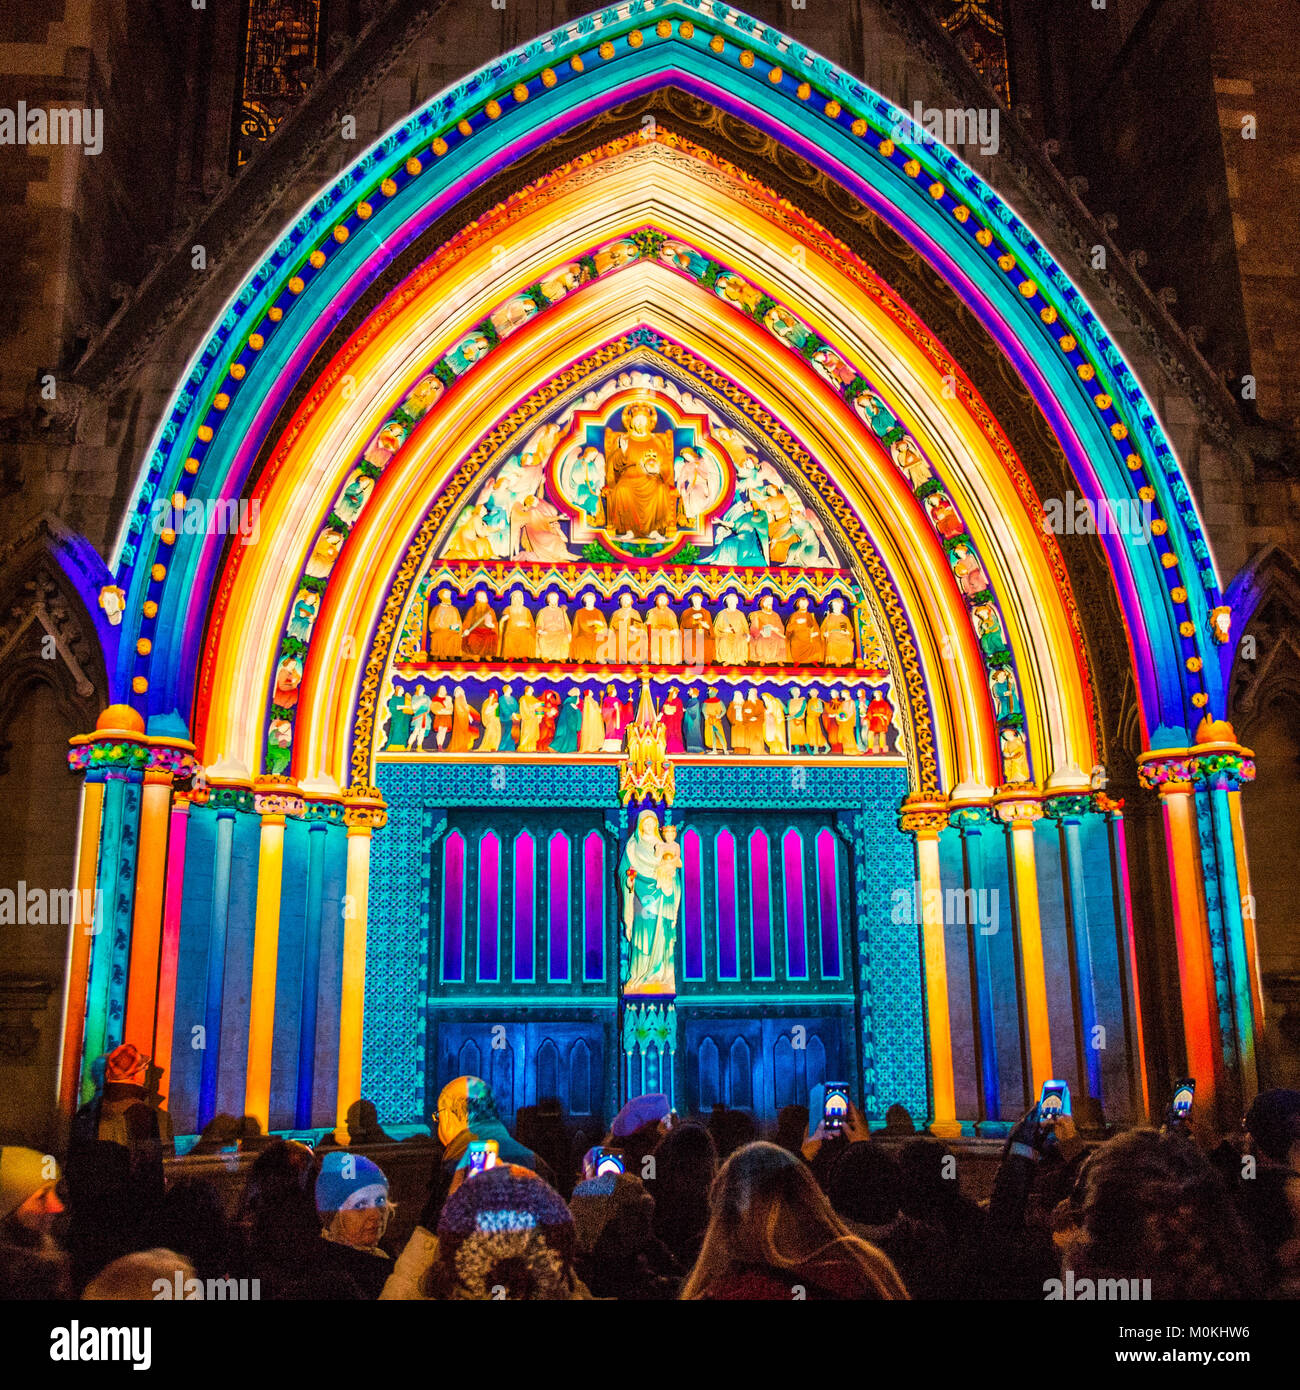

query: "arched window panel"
(582, 832), (604, 982)
(513, 831), (535, 983)
(683, 827), (705, 981)
(477, 830), (500, 983)
(536, 1037), (559, 1101)
(715, 829), (739, 981)
(782, 828), (809, 980)
(816, 828), (843, 980)
(749, 828), (773, 980)
(441, 830), (465, 983)
(548, 831), (571, 983)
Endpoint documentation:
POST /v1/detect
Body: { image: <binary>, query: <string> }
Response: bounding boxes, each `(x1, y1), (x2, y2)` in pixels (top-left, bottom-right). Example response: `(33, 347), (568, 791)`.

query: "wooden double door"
(680, 1011), (854, 1120)
(430, 1016), (614, 1125)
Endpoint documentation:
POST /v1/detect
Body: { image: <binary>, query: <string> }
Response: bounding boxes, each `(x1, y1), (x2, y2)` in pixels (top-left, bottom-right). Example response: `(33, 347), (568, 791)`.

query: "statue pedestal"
(620, 997), (677, 1108)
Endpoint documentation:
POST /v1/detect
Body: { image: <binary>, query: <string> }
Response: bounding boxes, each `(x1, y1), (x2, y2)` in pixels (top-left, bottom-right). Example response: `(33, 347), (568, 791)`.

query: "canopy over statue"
(620, 808), (682, 996)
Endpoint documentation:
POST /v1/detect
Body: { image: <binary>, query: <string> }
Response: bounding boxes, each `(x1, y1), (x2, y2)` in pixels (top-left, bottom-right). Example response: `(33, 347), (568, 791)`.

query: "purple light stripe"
(817, 829), (842, 980)
(513, 832), (535, 982)
(548, 833), (570, 983)
(716, 830), (738, 981)
(583, 832), (604, 982)
(783, 829), (808, 980)
(684, 828), (704, 981)
(750, 830), (773, 980)
(477, 831), (500, 982)
(442, 831), (465, 982)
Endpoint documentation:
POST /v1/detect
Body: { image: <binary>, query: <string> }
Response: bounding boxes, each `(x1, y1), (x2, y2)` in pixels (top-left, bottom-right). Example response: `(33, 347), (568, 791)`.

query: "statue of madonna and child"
(619, 809), (683, 996)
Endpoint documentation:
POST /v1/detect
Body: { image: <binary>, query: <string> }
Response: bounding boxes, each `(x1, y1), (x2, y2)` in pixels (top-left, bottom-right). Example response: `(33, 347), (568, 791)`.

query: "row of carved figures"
(382, 681), (899, 756)
(421, 588), (863, 667)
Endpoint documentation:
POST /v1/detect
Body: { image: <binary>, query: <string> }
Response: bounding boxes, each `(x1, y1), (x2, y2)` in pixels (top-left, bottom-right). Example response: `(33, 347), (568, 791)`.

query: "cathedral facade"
(1, 0), (1296, 1148)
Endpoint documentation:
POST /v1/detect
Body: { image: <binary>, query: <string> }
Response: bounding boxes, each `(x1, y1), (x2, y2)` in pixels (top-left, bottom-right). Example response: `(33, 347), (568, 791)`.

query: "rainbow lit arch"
(64, 2), (1261, 1140)
(114, 1), (1216, 755)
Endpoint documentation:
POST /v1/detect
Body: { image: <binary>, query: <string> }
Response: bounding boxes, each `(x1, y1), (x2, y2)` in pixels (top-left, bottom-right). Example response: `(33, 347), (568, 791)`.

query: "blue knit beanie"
(314, 1151), (389, 1215)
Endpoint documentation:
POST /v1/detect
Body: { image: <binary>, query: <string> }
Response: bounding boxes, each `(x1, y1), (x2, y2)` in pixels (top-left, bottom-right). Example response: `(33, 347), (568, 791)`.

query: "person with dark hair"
(150, 1176), (233, 1283)
(774, 1105), (809, 1156)
(894, 1135), (986, 1297)
(515, 1100), (573, 1198)
(825, 1141), (952, 1299)
(570, 1170), (679, 1299)
(681, 1142), (908, 1300)
(981, 1106), (1085, 1299)
(651, 1121), (718, 1268)
(429, 1165), (590, 1300)
(345, 1099), (395, 1147)
(1061, 1128), (1262, 1300)
(1237, 1089), (1300, 1296)
(707, 1104), (758, 1162)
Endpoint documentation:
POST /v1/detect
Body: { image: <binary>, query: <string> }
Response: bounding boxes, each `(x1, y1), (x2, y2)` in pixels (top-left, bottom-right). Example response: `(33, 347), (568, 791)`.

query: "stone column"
(335, 785), (387, 1141)
(993, 791), (1054, 1096)
(899, 796), (959, 1137)
(244, 776), (305, 1132)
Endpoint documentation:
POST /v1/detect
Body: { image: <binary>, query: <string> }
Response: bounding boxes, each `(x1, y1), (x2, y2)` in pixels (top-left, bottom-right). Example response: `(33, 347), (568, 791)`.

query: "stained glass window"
(233, 0), (326, 170)
(783, 828), (809, 980)
(441, 831), (465, 983)
(716, 828), (739, 981)
(816, 828), (842, 980)
(477, 831), (500, 983)
(582, 832), (604, 982)
(548, 832), (570, 982)
(932, 0), (1011, 107)
(512, 831), (535, 983)
(749, 828), (773, 980)
(683, 827), (705, 981)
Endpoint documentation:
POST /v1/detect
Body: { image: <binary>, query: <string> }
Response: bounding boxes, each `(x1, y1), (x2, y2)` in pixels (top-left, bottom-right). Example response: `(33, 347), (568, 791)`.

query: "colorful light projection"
(63, 3), (1260, 1135)
(110, 4), (1219, 772)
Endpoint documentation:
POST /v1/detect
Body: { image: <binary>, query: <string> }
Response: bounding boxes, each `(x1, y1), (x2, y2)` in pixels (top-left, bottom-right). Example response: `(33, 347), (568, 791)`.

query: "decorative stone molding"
(0, 976), (55, 1061)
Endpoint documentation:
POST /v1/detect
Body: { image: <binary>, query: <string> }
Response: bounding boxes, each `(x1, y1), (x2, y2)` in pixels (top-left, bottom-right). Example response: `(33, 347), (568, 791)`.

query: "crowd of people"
(1, 1046), (1297, 1301)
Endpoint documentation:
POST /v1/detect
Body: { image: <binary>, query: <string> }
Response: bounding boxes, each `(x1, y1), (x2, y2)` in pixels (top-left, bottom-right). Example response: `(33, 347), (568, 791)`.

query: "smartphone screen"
(1038, 1079), (1070, 1123)
(1172, 1079), (1195, 1117)
(594, 1147), (625, 1177)
(823, 1083), (850, 1135)
(467, 1139), (499, 1176)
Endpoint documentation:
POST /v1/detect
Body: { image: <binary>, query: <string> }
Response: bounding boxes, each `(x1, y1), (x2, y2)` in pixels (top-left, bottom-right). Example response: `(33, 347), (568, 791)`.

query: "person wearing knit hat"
(611, 1092), (671, 1140)
(0, 1147), (62, 1232)
(569, 1170), (652, 1257)
(570, 1169), (679, 1299)
(316, 1150), (391, 1247)
(0, 1147), (69, 1300)
(602, 1092), (672, 1181)
(430, 1164), (587, 1300)
(312, 1150), (394, 1299)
